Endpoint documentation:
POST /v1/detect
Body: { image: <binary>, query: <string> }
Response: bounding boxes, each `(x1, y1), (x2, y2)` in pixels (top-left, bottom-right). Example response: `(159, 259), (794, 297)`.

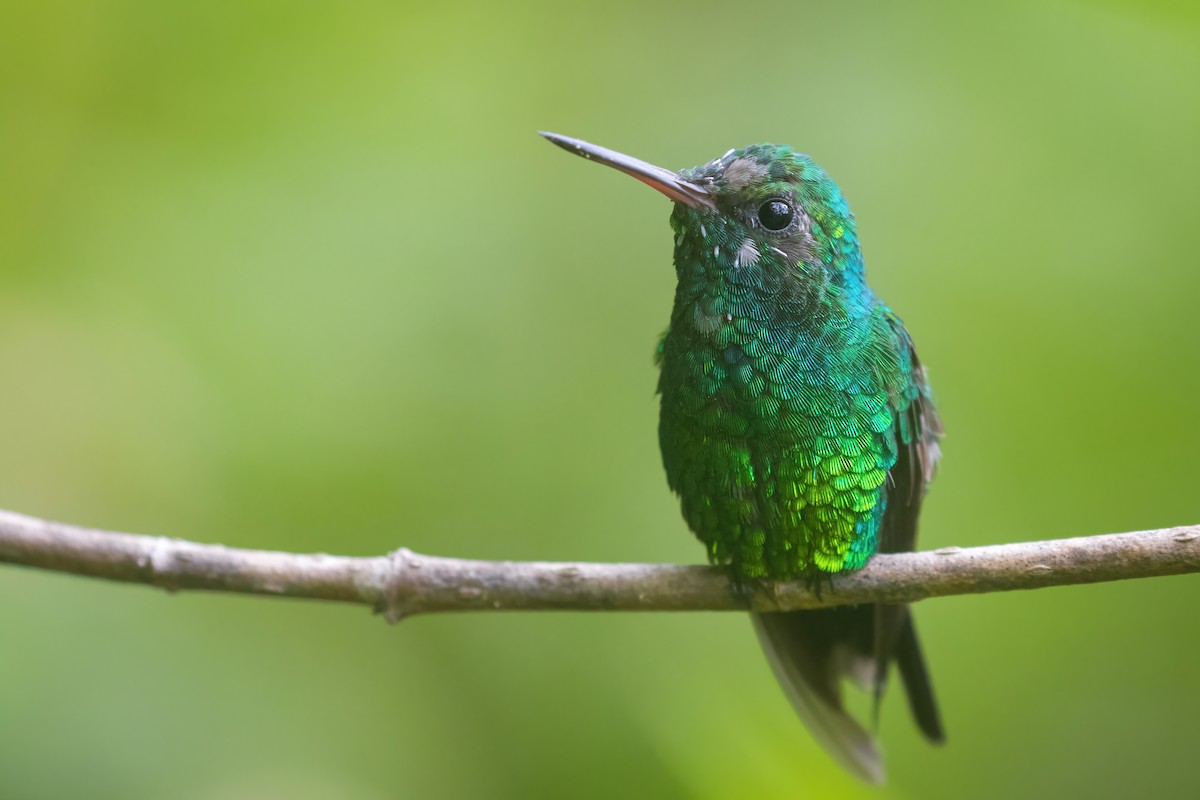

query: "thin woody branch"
(0, 507), (1195, 621)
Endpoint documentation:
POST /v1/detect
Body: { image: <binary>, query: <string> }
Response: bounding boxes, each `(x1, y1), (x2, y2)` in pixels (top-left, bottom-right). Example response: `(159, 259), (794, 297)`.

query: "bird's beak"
(540, 132), (716, 211)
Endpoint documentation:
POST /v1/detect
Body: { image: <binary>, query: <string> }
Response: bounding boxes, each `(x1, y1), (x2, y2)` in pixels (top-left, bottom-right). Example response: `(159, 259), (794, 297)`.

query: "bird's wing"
(873, 348), (944, 742)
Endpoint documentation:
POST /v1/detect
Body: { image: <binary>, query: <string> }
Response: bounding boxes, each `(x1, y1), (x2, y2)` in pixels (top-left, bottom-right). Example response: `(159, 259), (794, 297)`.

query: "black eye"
(757, 199), (794, 231)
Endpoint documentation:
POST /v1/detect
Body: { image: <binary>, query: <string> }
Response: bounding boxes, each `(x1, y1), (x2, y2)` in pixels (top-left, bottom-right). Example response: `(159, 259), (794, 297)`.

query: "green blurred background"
(1, 0), (1198, 797)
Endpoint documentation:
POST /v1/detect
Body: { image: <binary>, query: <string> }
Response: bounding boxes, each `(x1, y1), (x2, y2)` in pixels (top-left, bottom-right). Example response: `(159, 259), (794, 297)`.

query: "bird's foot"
(726, 571), (766, 610)
(724, 567), (839, 610)
(804, 571), (837, 603)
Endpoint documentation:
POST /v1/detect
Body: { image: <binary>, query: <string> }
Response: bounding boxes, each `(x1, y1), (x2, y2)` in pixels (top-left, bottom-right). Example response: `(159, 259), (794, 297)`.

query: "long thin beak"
(539, 132), (715, 211)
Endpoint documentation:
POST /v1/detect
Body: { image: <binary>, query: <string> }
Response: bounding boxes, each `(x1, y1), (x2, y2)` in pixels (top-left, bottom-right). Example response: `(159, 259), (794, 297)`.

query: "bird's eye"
(757, 200), (795, 231)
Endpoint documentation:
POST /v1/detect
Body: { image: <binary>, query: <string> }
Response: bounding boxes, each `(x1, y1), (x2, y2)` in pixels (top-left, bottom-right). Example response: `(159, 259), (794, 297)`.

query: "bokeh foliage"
(1, 0), (1198, 797)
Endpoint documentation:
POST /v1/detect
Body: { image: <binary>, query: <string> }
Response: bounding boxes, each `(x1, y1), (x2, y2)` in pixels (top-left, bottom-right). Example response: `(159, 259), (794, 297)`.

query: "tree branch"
(0, 507), (1195, 621)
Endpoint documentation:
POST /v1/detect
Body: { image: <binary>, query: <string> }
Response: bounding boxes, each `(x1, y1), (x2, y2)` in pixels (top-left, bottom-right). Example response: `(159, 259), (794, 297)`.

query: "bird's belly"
(658, 367), (895, 580)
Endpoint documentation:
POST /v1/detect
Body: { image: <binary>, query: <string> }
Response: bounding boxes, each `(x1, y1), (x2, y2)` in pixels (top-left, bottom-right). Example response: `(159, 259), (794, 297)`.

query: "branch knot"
(380, 547), (416, 624)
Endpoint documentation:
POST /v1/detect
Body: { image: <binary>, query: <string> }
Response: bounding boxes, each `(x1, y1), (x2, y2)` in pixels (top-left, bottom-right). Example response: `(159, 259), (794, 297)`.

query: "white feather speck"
(734, 238), (760, 269)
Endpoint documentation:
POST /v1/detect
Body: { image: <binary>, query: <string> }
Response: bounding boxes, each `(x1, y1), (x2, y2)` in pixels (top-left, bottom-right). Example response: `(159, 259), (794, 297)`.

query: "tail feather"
(753, 604), (942, 783)
(894, 614), (944, 743)
(752, 607), (883, 784)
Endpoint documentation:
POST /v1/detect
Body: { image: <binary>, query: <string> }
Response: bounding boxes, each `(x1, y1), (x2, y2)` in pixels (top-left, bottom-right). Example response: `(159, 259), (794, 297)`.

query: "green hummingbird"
(542, 132), (944, 782)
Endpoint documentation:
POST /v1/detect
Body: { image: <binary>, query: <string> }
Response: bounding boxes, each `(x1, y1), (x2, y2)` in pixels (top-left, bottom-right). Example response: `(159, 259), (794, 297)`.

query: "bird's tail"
(751, 604), (942, 783)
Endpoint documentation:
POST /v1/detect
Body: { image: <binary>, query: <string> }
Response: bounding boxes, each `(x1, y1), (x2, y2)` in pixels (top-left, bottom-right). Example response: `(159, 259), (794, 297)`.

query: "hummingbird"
(541, 132), (944, 782)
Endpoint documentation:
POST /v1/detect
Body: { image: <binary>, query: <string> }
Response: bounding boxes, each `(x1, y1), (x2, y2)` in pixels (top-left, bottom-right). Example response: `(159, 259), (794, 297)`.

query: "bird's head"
(541, 133), (864, 294)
